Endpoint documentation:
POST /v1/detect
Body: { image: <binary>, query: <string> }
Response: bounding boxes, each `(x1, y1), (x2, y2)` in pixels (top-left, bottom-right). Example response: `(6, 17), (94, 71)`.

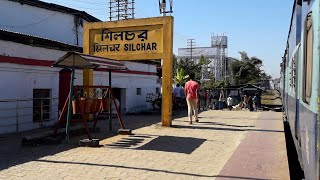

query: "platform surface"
(216, 112), (290, 180)
(0, 111), (289, 180)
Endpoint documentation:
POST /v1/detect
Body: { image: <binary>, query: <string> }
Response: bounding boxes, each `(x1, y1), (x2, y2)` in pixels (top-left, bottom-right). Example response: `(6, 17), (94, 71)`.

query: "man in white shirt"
(227, 95), (233, 110)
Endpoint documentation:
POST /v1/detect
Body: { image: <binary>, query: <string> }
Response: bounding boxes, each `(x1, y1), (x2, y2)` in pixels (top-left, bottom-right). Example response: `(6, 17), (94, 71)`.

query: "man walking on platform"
(185, 73), (199, 124)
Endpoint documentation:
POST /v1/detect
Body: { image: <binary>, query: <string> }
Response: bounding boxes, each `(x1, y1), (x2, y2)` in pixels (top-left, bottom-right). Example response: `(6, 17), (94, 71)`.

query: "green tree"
(172, 54), (178, 77)
(229, 51), (270, 85)
(174, 68), (188, 85)
(173, 58), (202, 82)
(214, 80), (226, 88)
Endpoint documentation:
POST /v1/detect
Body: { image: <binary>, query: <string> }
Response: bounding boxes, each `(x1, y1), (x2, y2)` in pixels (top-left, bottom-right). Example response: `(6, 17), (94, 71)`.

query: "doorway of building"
(58, 68), (71, 111)
(112, 88), (121, 113)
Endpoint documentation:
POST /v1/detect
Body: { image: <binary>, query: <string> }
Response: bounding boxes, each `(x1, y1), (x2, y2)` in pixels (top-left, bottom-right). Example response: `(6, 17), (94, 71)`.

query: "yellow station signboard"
(84, 16), (172, 61)
(83, 17), (174, 127)
(89, 25), (163, 56)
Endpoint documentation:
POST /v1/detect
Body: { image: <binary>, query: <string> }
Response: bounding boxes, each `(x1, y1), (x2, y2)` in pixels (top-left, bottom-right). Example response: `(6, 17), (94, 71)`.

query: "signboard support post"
(161, 17), (173, 126)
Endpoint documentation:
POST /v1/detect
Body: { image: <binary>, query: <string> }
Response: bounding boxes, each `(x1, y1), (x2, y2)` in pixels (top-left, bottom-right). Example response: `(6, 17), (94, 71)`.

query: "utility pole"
(109, 0), (135, 21)
(187, 39), (196, 64)
(159, 0), (173, 16)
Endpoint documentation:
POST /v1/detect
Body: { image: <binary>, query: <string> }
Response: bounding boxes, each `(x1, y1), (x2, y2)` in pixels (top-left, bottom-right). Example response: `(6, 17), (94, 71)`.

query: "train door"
(318, 35), (320, 180)
(284, 45), (289, 121)
(293, 45), (301, 140)
(318, 59), (320, 180)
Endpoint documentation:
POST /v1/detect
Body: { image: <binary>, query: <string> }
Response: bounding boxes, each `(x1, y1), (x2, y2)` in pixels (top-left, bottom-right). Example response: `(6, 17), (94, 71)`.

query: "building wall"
(0, 63), (59, 134)
(0, 39), (67, 60)
(73, 70), (158, 113)
(178, 47), (227, 81)
(0, 0), (84, 46)
(0, 40), (159, 134)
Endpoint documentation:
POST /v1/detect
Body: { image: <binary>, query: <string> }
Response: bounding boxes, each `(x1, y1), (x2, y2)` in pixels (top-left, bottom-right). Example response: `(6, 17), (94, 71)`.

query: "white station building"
(0, 0), (160, 134)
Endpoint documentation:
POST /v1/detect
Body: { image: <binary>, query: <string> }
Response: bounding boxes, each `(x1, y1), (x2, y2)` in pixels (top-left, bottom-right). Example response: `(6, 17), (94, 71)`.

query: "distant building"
(261, 79), (276, 90)
(177, 34), (229, 81)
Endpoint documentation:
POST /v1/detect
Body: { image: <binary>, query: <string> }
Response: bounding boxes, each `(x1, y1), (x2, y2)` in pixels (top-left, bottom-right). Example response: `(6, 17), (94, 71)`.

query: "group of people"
(242, 94), (261, 112)
(172, 84), (185, 100)
(173, 72), (262, 124)
(198, 90), (225, 110)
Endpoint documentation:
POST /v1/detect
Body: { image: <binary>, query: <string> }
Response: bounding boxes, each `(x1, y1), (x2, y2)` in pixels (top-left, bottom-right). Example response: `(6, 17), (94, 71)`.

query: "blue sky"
(43, 0), (293, 78)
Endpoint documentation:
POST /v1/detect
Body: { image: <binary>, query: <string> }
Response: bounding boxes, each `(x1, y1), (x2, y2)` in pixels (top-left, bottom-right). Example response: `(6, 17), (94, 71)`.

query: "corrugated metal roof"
(53, 51), (127, 70)
(0, 28), (83, 52)
(8, 0), (101, 22)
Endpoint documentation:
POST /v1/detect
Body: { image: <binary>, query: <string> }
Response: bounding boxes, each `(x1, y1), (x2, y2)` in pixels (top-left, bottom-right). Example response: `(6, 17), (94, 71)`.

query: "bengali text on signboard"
(89, 25), (163, 57)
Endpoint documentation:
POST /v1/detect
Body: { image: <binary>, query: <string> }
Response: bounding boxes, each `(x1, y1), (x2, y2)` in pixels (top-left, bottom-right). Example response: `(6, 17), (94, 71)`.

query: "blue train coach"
(280, 0), (320, 179)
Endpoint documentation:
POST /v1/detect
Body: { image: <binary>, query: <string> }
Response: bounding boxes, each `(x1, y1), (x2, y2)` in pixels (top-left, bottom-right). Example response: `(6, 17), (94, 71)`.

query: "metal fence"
(0, 97), (59, 133)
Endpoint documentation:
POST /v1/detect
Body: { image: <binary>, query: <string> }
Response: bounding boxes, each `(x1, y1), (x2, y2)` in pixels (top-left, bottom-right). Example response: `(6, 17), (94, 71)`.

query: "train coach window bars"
(303, 12), (313, 104)
(290, 53), (297, 92)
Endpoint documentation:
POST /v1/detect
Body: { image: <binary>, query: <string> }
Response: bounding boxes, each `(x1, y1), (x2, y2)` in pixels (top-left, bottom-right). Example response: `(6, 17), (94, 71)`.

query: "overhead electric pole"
(187, 39), (196, 64)
(109, 0), (135, 21)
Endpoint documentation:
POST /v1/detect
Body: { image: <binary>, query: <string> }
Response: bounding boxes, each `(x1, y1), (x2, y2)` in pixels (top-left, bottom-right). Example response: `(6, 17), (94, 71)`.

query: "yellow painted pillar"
(83, 27), (93, 120)
(83, 27), (93, 90)
(83, 69), (93, 89)
(161, 17), (174, 127)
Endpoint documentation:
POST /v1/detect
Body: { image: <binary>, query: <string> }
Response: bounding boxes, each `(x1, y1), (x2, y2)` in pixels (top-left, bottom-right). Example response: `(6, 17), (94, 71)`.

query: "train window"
(303, 12), (313, 104)
(290, 55), (297, 92)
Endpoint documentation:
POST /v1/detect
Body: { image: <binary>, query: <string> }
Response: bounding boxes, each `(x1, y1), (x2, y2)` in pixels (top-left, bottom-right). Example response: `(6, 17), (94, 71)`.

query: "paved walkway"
(0, 111), (289, 180)
(216, 112), (289, 180)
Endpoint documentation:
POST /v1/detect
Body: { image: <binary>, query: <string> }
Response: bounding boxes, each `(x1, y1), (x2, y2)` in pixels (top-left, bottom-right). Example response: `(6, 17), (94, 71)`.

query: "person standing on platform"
(185, 73), (199, 124)
(204, 90), (209, 110)
(248, 96), (254, 111)
(173, 84), (182, 101)
(243, 95), (249, 109)
(227, 95), (233, 110)
(209, 90), (214, 109)
(219, 90), (224, 110)
(255, 93), (261, 110)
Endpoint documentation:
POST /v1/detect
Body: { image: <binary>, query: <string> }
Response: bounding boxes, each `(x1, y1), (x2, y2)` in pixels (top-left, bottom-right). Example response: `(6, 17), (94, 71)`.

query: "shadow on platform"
(172, 124), (284, 133)
(106, 135), (206, 154)
(33, 159), (271, 180)
(0, 113), (161, 171)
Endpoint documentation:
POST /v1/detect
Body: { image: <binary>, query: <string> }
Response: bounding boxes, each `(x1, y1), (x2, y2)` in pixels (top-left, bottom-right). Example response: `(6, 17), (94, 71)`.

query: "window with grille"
(290, 45), (300, 93)
(290, 59), (297, 91)
(33, 89), (51, 122)
(303, 12), (313, 104)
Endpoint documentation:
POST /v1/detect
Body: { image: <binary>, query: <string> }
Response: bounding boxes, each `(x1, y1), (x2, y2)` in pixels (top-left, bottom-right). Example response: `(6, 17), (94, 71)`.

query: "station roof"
(240, 84), (264, 91)
(0, 29), (82, 52)
(8, 0), (101, 22)
(52, 51), (127, 70)
(224, 83), (262, 89)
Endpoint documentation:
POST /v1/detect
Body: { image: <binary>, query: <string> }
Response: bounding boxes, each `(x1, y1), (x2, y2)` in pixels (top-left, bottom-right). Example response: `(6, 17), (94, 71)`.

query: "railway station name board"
(88, 25), (163, 57)
(83, 17), (174, 127)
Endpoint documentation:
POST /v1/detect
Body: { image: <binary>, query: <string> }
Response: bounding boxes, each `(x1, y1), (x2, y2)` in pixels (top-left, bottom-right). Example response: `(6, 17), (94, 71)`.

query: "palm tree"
(174, 68), (188, 85)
